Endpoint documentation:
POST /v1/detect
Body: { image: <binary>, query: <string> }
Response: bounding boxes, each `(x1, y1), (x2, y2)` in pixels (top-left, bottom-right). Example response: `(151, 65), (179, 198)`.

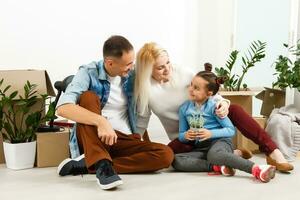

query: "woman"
(134, 42), (293, 172)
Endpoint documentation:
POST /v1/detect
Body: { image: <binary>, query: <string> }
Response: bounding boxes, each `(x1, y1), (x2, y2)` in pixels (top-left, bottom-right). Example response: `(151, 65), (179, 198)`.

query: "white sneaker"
(252, 164), (276, 183)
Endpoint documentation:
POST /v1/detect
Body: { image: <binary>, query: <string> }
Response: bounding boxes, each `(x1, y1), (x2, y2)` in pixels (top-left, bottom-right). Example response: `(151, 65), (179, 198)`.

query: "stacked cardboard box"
(36, 128), (70, 167)
(219, 90), (262, 152)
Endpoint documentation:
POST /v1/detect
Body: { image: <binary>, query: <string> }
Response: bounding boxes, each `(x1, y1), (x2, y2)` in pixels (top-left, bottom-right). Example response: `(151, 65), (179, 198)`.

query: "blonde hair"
(134, 42), (169, 115)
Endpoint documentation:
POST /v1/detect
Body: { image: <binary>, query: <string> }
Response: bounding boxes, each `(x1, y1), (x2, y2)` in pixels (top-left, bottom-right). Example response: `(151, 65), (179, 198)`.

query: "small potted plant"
(0, 79), (54, 170)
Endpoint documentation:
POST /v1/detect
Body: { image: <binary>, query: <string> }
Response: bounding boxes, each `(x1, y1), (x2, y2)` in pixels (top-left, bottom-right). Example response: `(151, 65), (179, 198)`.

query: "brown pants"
(76, 91), (174, 174)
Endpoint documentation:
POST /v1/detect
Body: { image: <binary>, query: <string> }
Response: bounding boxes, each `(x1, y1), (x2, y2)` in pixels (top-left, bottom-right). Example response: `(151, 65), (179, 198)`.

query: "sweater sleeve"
(212, 94), (230, 107)
(210, 114), (236, 138)
(135, 106), (152, 135)
(178, 104), (190, 143)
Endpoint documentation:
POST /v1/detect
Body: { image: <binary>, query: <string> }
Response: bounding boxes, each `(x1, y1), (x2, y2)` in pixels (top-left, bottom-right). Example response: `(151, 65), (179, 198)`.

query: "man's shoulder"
(78, 60), (106, 79)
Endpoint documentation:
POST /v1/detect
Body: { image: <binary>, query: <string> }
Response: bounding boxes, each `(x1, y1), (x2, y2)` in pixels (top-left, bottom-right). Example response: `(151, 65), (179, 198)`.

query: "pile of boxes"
(220, 90), (267, 153)
(0, 70), (70, 167)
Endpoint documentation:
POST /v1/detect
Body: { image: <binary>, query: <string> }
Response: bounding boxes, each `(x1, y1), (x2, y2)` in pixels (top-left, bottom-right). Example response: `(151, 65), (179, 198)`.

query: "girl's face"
(188, 76), (213, 103)
(152, 53), (172, 83)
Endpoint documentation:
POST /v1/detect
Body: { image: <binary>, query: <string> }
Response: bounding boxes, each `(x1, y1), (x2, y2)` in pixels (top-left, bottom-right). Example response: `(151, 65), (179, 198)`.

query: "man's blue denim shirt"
(56, 60), (137, 158)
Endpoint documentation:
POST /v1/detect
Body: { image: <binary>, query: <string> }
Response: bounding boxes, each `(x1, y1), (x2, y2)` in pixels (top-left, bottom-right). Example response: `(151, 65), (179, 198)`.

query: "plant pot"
(3, 141), (36, 170)
(294, 89), (300, 109)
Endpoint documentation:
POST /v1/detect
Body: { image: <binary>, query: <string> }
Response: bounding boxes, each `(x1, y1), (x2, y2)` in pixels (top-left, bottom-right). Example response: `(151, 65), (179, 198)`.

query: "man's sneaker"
(212, 165), (236, 176)
(252, 165), (276, 183)
(96, 160), (123, 190)
(57, 154), (88, 176)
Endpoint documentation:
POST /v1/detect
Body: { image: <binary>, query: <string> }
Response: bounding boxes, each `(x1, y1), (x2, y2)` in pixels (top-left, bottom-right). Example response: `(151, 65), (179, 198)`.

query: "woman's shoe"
(266, 156), (294, 172)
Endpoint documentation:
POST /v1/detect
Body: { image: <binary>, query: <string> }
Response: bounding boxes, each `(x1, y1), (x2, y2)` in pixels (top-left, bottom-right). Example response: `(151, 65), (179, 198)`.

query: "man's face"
(104, 50), (135, 77)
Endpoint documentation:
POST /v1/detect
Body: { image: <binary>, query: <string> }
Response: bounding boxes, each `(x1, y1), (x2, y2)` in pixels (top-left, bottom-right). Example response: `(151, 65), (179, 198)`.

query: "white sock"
(269, 149), (287, 163)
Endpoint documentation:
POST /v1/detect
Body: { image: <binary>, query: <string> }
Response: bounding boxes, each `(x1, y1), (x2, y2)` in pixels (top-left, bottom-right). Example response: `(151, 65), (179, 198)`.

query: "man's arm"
(57, 104), (117, 146)
(56, 66), (117, 145)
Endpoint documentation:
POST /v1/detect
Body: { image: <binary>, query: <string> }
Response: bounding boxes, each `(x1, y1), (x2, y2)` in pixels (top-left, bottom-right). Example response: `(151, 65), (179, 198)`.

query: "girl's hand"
(197, 128), (212, 141)
(184, 129), (197, 140)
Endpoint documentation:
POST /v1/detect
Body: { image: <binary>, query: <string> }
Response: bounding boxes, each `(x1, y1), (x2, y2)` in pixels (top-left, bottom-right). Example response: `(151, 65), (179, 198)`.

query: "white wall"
(235, 0), (290, 115)
(0, 0), (234, 86)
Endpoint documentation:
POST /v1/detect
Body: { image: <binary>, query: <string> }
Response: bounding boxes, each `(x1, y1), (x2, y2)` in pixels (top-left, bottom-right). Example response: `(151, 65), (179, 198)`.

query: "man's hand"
(96, 117), (118, 146)
(197, 128), (212, 141)
(184, 130), (198, 141)
(215, 100), (229, 118)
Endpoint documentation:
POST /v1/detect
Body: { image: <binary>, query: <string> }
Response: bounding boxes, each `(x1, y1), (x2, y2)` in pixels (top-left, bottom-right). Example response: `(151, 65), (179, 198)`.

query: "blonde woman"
(134, 42), (293, 172)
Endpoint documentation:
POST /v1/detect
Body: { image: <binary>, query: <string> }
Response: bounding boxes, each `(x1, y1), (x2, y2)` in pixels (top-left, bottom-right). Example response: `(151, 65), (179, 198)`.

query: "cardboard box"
(255, 87), (285, 117)
(219, 90), (256, 115)
(236, 117), (267, 153)
(219, 90), (256, 149)
(36, 128), (70, 167)
(0, 134), (5, 164)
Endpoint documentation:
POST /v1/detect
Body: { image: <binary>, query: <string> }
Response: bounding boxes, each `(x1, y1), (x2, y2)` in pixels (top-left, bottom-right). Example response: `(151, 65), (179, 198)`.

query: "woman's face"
(152, 53), (172, 83)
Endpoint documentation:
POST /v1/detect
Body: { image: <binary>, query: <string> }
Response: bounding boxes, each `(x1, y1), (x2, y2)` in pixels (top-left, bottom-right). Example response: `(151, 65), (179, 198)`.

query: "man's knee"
(78, 91), (99, 108)
(158, 144), (174, 167)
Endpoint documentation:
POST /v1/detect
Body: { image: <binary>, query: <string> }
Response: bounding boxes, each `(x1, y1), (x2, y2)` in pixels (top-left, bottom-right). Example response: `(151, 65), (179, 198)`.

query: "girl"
(173, 70), (276, 183)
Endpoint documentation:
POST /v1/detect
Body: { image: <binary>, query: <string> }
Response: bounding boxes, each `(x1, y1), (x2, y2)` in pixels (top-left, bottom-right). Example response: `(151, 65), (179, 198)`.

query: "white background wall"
(0, 0), (234, 83)
(0, 0), (296, 118)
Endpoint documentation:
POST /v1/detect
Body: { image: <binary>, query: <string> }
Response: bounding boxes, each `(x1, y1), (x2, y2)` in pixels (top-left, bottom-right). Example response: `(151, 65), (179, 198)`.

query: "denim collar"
(96, 60), (130, 84)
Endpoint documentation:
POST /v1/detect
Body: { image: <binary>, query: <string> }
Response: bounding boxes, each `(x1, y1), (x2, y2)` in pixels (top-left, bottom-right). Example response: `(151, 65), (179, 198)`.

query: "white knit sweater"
(136, 65), (226, 140)
(266, 104), (300, 161)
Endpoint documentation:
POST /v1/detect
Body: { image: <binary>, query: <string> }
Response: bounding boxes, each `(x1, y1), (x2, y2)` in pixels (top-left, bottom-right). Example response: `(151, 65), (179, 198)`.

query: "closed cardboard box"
(36, 128), (70, 167)
(236, 117), (267, 153)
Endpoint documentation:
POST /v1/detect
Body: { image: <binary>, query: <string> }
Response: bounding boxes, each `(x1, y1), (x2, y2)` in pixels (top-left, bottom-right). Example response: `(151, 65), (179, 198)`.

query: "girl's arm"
(178, 106), (190, 143)
(210, 115), (236, 138)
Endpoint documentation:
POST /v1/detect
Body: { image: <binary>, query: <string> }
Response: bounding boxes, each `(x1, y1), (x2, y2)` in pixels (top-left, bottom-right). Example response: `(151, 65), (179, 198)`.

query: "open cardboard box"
(255, 87), (285, 117)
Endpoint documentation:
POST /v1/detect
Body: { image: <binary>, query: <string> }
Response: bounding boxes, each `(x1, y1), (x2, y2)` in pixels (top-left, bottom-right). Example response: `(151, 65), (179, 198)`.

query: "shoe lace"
(100, 162), (115, 177)
(71, 162), (87, 176)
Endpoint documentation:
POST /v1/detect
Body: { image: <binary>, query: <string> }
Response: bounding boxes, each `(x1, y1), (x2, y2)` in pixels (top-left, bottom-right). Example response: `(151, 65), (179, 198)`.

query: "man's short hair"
(103, 35), (133, 58)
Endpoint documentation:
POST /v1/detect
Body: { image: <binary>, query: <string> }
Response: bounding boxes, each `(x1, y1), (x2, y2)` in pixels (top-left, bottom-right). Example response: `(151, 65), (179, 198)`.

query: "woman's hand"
(215, 100), (229, 118)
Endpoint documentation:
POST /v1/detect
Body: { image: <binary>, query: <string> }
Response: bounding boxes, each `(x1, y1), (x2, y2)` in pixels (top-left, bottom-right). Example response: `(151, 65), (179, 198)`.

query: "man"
(56, 35), (174, 190)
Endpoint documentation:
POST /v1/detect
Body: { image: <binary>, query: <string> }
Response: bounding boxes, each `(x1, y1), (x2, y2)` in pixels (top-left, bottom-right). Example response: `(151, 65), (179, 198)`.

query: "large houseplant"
(272, 42), (300, 91)
(215, 40), (267, 91)
(0, 79), (55, 169)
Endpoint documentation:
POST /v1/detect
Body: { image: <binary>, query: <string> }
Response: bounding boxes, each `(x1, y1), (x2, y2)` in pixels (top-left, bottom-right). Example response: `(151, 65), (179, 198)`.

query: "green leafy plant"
(0, 79), (55, 143)
(215, 40), (266, 91)
(272, 42), (300, 91)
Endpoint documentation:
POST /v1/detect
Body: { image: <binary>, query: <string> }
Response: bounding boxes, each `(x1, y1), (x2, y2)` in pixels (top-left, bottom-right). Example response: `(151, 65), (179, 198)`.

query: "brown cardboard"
(0, 134), (5, 164)
(255, 87), (285, 117)
(219, 90), (256, 115)
(219, 90), (264, 152)
(236, 117), (267, 153)
(36, 128), (70, 167)
(0, 70), (55, 97)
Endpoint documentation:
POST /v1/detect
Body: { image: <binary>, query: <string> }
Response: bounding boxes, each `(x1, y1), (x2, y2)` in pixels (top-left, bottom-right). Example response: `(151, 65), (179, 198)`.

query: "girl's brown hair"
(196, 63), (226, 95)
